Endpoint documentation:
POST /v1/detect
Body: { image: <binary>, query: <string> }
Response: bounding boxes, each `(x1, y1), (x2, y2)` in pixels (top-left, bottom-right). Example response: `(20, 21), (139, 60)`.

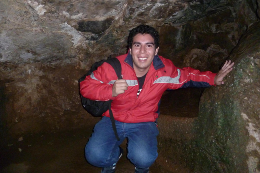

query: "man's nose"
(140, 45), (146, 53)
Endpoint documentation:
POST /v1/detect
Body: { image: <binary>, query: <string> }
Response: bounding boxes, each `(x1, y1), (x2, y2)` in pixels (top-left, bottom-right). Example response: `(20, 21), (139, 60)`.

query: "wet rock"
(194, 21), (260, 173)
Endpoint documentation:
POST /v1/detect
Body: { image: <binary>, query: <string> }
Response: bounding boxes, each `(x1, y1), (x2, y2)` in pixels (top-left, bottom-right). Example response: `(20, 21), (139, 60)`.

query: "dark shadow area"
(160, 88), (205, 118)
(0, 88), (203, 173)
(0, 80), (9, 161)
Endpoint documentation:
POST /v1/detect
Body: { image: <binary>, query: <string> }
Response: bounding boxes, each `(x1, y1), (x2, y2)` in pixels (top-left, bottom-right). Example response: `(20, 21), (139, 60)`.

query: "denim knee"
(85, 141), (122, 168)
(128, 149), (158, 168)
(85, 142), (114, 167)
(85, 144), (103, 167)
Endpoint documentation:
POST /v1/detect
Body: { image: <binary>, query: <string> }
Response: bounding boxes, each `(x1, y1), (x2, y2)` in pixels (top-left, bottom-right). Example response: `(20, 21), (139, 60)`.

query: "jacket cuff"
(209, 73), (217, 86)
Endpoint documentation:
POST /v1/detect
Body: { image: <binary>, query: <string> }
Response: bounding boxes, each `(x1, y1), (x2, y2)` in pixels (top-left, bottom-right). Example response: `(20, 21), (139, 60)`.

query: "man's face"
(130, 33), (159, 77)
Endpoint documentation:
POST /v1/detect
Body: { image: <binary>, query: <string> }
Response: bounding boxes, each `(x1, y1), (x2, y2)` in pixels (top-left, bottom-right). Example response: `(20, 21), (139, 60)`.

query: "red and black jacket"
(80, 53), (216, 123)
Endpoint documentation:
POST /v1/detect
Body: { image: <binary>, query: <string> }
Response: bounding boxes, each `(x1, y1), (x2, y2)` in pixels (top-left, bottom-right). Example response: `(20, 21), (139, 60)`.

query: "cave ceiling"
(0, 0), (259, 65)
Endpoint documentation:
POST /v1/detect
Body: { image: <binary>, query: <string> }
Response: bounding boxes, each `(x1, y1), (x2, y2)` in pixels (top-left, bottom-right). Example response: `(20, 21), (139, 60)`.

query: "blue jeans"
(85, 116), (159, 169)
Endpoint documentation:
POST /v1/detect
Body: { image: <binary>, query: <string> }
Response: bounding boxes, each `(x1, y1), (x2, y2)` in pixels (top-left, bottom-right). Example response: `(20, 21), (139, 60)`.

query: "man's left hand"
(214, 60), (235, 85)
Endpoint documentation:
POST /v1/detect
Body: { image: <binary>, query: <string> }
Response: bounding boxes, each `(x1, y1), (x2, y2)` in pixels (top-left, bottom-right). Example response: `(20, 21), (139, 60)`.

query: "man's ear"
(155, 47), (159, 55)
(129, 48), (132, 54)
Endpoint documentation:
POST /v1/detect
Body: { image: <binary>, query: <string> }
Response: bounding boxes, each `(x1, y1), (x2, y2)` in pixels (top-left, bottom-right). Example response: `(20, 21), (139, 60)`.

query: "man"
(80, 24), (234, 173)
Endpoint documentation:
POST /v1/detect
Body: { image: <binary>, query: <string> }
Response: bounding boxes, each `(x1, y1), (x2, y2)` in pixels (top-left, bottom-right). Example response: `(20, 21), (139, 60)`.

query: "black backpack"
(79, 57), (121, 140)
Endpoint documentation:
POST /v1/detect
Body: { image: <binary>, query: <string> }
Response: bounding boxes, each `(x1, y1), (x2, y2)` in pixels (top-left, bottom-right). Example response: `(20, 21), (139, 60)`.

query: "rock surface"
(0, 0), (260, 172)
(0, 0), (259, 136)
(194, 21), (260, 172)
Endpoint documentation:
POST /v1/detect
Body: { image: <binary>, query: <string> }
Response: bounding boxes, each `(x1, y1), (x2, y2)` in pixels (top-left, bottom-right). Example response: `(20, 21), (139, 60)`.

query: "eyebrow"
(133, 42), (155, 45)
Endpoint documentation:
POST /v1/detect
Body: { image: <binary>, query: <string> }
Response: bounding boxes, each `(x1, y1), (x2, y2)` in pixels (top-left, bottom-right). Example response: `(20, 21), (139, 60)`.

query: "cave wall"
(194, 21), (260, 172)
(0, 0), (259, 137)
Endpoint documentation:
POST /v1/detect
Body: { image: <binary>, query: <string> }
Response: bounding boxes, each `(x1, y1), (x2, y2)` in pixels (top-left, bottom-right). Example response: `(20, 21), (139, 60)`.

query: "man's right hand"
(112, 79), (128, 97)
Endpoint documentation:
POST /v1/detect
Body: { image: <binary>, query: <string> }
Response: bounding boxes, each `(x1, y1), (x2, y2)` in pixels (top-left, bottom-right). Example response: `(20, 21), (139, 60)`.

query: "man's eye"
(147, 44), (154, 48)
(134, 44), (140, 47)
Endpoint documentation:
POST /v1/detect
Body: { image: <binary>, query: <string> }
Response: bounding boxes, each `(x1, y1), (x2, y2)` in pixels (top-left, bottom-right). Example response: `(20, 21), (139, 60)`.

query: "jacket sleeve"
(79, 62), (117, 101)
(167, 61), (216, 89)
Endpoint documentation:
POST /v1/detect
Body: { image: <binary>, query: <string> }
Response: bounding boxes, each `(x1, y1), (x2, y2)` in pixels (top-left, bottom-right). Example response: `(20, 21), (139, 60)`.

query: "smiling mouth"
(138, 57), (147, 61)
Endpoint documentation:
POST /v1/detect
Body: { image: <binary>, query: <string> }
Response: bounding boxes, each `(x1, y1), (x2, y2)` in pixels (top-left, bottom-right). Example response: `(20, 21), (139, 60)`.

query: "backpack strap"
(108, 100), (119, 141)
(106, 58), (122, 141)
(106, 58), (122, 79)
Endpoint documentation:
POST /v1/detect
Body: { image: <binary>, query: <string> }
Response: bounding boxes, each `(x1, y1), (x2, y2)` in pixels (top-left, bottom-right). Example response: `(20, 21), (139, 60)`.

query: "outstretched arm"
(214, 60), (234, 85)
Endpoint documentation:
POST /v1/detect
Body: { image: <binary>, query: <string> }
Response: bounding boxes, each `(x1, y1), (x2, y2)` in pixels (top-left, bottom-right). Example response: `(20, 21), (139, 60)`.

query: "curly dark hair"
(127, 25), (159, 50)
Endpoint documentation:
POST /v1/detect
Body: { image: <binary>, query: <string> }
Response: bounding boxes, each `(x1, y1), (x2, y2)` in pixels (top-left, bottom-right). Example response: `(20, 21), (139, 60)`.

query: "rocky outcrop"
(0, 0), (259, 137)
(0, 0), (258, 64)
(194, 21), (260, 173)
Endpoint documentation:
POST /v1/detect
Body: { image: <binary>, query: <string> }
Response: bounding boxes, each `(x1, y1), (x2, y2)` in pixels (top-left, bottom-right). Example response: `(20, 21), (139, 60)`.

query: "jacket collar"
(124, 53), (165, 70)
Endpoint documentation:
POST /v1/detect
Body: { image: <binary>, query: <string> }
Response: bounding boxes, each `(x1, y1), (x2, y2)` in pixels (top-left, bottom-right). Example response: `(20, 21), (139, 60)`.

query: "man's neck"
(134, 67), (150, 77)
